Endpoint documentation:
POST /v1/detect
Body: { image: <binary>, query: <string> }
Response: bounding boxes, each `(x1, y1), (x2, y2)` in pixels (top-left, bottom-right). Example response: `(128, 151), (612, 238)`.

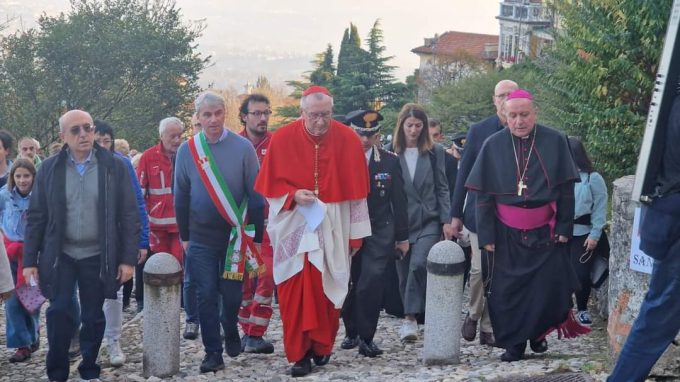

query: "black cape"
(465, 125), (580, 347)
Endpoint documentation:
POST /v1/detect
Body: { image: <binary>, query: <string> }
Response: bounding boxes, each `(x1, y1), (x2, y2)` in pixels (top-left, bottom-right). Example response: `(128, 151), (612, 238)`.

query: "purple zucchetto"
(505, 89), (534, 101)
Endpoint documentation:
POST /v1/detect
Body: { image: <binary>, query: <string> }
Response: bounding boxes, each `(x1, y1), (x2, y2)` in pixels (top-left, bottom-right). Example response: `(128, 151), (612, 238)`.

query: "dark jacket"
(450, 114), (504, 233)
(23, 144), (140, 299)
(386, 142), (450, 243)
(367, 147), (409, 242)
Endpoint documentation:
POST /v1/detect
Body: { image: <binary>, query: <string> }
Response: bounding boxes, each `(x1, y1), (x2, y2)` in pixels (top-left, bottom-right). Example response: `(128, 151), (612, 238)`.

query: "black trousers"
(569, 234), (592, 311)
(46, 255), (106, 381)
(342, 224), (394, 342)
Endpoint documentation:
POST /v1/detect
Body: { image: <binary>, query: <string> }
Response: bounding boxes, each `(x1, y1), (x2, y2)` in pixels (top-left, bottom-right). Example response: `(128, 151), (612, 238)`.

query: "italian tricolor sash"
(188, 132), (265, 280)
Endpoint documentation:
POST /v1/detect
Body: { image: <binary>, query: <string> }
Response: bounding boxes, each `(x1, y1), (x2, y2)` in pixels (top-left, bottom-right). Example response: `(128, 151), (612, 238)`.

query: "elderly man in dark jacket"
(23, 109), (140, 382)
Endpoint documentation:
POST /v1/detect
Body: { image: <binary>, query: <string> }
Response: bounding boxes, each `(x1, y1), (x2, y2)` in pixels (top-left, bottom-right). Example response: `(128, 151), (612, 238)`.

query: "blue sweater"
(174, 130), (264, 248)
(116, 152), (149, 249)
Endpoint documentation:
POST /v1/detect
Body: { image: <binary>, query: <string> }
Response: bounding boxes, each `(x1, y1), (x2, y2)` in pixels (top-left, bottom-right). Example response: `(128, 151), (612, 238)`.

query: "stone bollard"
(607, 175), (680, 377)
(423, 240), (466, 366)
(143, 252), (182, 378)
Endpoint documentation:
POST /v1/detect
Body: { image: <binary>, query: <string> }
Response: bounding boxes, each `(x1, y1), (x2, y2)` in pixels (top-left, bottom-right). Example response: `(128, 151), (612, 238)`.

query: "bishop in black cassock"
(465, 89), (590, 362)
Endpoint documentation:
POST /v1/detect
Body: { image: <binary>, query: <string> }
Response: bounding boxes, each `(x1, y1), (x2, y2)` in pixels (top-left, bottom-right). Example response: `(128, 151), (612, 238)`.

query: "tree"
(255, 75), (271, 90)
(0, 0), (208, 150)
(417, 50), (490, 104)
(536, 0), (672, 179)
(309, 44), (335, 88)
(337, 24), (362, 76)
(333, 20), (400, 114)
(275, 79), (310, 124)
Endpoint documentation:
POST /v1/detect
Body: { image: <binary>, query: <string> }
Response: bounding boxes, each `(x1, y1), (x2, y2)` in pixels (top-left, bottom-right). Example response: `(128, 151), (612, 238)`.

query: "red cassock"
(254, 119), (369, 362)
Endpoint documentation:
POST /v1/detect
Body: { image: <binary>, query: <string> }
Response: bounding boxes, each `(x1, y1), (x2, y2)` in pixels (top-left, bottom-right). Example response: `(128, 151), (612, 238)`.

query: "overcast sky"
(1, 0), (500, 88)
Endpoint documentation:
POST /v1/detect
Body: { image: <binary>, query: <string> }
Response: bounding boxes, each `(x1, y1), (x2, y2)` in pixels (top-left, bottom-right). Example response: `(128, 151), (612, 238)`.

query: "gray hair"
(194, 91), (226, 114)
(300, 92), (334, 111)
(158, 117), (184, 136)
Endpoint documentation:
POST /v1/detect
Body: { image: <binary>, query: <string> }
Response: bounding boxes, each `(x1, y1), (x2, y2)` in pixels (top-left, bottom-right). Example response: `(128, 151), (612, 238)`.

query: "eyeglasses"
(247, 110), (272, 118)
(96, 139), (112, 146)
(494, 92), (511, 99)
(306, 111), (332, 121)
(69, 123), (94, 136)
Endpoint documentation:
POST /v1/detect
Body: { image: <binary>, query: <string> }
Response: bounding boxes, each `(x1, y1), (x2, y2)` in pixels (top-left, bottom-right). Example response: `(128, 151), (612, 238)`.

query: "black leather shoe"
(500, 342), (526, 362)
(312, 353), (331, 366)
(291, 357), (312, 377)
(225, 335), (242, 358)
(358, 339), (383, 357)
(530, 338), (548, 353)
(341, 336), (359, 349)
(199, 352), (225, 373)
(500, 350), (523, 362)
(183, 322), (199, 340)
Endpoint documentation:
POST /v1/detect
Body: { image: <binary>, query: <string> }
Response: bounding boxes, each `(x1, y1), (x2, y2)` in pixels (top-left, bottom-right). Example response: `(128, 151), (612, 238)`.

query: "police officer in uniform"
(340, 110), (410, 357)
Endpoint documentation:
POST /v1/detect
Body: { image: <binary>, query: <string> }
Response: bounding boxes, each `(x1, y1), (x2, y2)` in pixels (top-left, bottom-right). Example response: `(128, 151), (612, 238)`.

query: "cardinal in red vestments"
(254, 86), (371, 377)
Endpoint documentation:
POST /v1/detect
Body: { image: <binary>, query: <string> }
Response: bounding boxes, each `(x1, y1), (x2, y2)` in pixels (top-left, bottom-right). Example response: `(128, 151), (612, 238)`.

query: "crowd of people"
(0, 79), (672, 382)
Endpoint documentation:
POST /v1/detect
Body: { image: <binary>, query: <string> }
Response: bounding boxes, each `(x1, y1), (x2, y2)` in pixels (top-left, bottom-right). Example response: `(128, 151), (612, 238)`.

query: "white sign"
(629, 207), (654, 274)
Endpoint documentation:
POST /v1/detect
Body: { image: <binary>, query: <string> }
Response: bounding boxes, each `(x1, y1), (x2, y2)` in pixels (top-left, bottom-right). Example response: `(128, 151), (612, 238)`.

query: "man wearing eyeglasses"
(255, 86), (371, 377)
(237, 94), (275, 354)
(23, 109), (140, 382)
(451, 79), (518, 349)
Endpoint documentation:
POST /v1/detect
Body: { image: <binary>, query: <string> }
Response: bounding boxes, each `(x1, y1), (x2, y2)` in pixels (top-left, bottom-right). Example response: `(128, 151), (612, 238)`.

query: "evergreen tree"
(332, 20), (399, 114)
(336, 28), (352, 76)
(365, 19), (398, 108)
(309, 44), (335, 87)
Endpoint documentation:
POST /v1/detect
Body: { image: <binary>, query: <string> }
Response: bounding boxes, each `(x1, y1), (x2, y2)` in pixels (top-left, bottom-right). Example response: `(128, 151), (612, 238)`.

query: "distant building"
(411, 31), (498, 103)
(496, 0), (555, 68)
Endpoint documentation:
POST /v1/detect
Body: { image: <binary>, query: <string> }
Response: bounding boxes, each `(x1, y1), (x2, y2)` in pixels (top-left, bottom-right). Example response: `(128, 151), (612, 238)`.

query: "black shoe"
(225, 334), (241, 358)
(183, 322), (199, 340)
(312, 353), (331, 366)
(341, 336), (359, 349)
(199, 352), (225, 373)
(530, 338), (548, 353)
(500, 342), (526, 362)
(30, 339), (40, 353)
(244, 335), (274, 354)
(358, 339), (383, 357)
(291, 357), (312, 377)
(500, 350), (523, 362)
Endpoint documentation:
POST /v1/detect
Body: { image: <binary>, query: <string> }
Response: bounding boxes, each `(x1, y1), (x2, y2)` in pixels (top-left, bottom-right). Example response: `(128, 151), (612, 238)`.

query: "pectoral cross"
(517, 180), (527, 196)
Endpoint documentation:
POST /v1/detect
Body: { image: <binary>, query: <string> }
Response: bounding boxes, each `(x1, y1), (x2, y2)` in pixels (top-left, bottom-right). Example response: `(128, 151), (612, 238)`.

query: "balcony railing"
(498, 2), (551, 24)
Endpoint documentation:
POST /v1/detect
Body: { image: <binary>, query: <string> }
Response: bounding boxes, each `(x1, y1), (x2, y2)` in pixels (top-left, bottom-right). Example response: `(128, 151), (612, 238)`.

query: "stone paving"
(0, 296), (613, 382)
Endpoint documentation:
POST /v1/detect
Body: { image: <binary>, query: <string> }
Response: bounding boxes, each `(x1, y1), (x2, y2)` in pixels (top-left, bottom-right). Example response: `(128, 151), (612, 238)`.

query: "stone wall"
(606, 175), (680, 377)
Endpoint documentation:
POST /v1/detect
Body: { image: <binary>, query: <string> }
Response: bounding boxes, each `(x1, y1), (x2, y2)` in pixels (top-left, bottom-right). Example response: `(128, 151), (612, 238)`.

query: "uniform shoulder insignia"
(382, 148), (398, 157)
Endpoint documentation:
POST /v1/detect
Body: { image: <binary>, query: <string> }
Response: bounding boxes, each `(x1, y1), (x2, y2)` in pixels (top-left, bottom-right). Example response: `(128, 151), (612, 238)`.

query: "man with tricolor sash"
(255, 86), (371, 377)
(174, 91), (265, 373)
